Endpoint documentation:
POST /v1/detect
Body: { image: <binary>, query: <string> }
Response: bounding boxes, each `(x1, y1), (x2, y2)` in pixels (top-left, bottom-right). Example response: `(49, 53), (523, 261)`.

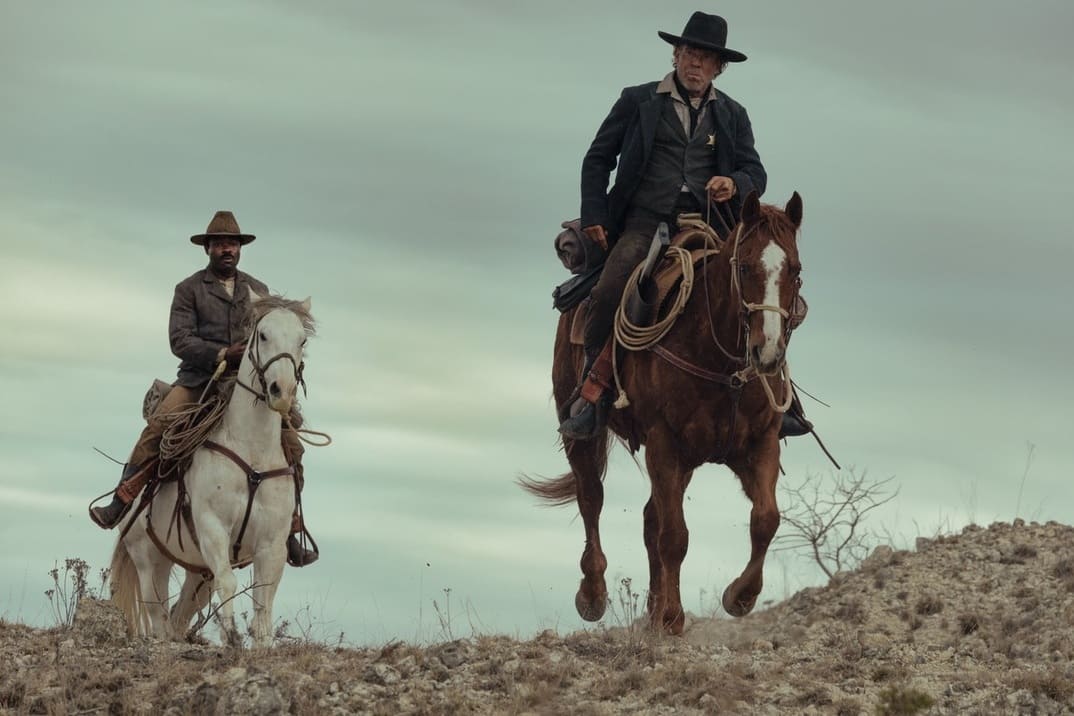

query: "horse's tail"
(518, 470), (578, 505)
(109, 538), (148, 636)
(518, 437), (611, 506)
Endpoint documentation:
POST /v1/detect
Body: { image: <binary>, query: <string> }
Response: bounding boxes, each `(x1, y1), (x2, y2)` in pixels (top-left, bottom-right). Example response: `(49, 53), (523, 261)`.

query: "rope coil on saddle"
(158, 375), (235, 481)
(608, 204), (794, 414)
(611, 245), (696, 408)
(609, 211), (728, 408)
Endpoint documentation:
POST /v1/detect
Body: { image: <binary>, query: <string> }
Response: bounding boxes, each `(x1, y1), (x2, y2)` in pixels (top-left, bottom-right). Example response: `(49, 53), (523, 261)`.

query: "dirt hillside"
(2, 519), (1072, 715)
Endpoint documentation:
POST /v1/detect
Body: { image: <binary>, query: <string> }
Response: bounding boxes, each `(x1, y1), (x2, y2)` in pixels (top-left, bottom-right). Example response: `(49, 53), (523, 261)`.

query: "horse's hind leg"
(723, 435), (781, 617)
(644, 432), (693, 635)
(566, 434), (611, 622)
(170, 570), (213, 641)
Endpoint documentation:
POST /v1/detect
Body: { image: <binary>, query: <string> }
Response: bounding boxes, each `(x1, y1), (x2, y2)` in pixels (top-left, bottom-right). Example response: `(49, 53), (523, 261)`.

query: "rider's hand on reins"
(224, 342), (247, 369)
(705, 176), (736, 203)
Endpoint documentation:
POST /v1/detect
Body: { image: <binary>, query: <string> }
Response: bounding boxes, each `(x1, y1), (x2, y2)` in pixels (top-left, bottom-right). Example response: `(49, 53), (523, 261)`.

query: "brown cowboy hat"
(189, 210), (256, 246)
(658, 12), (747, 63)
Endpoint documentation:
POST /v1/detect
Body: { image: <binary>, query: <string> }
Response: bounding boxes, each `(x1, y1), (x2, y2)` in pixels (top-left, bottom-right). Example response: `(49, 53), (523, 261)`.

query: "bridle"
(726, 220), (800, 370)
(695, 214), (798, 412)
(235, 315), (307, 405)
(729, 220), (798, 411)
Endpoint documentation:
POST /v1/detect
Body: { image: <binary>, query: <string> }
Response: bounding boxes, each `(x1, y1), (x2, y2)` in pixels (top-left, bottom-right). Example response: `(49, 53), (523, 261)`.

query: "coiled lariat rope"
(614, 224), (721, 405)
(159, 360), (333, 480)
(159, 376), (234, 481)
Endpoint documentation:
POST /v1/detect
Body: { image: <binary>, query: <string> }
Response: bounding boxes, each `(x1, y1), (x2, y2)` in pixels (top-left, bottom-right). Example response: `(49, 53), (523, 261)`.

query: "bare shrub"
(44, 558), (108, 628)
(774, 469), (898, 579)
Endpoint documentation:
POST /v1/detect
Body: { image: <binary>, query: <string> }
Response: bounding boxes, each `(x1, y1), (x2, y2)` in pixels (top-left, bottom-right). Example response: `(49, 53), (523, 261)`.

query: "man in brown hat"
(560, 11), (811, 440)
(90, 210), (318, 567)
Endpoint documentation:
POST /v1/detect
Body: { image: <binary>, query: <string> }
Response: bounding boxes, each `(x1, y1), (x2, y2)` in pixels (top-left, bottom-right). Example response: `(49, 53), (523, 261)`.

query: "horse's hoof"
(722, 582), (757, 618)
(224, 629), (244, 649)
(575, 589), (608, 622)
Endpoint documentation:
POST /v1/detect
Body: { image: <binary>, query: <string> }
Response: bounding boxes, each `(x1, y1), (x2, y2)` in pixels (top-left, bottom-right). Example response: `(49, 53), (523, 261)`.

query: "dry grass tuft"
(875, 684), (935, 715)
(1006, 669), (1074, 703)
(957, 613), (981, 635)
(914, 595), (943, 616)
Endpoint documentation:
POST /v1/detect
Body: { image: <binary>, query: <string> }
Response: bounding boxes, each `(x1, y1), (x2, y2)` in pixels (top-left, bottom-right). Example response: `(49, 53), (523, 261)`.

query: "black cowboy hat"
(190, 210), (256, 246)
(658, 12), (747, 63)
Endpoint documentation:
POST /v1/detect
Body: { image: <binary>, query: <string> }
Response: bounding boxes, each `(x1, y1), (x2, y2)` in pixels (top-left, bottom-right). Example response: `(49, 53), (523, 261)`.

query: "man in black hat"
(89, 210), (318, 567)
(561, 11), (810, 440)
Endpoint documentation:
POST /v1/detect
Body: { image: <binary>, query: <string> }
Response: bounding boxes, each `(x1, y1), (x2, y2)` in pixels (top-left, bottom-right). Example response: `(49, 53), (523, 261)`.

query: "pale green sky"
(1, 1), (1071, 643)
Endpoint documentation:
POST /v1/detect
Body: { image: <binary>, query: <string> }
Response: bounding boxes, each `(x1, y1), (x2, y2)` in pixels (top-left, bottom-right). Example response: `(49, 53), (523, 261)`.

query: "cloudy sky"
(2, 1), (1071, 644)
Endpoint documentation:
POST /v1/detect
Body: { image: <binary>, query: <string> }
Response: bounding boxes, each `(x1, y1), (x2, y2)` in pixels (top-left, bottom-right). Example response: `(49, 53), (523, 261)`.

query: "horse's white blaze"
(759, 242), (786, 365)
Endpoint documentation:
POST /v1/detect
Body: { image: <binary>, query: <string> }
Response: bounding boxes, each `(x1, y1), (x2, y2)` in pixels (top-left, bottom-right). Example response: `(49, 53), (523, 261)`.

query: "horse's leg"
(250, 544), (287, 649)
(642, 496), (659, 616)
(723, 434), (781, 617)
(566, 434), (611, 622)
(126, 539), (170, 639)
(170, 570), (213, 640)
(644, 432), (693, 634)
(195, 523), (243, 647)
(150, 558), (173, 639)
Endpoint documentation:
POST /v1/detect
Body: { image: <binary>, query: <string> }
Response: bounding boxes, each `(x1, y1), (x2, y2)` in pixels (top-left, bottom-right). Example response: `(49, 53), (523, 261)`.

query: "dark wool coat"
(169, 268), (270, 387)
(580, 81), (767, 245)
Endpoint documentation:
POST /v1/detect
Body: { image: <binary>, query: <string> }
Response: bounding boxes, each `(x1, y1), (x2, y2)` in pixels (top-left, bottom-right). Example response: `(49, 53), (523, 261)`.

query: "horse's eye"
(258, 331), (267, 342)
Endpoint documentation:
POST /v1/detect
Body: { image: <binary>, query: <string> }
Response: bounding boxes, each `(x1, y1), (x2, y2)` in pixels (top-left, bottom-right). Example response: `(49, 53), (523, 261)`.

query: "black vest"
(632, 98), (717, 216)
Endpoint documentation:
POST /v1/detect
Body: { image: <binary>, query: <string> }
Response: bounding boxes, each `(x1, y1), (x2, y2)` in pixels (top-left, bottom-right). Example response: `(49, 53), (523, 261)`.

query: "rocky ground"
(2, 520), (1073, 715)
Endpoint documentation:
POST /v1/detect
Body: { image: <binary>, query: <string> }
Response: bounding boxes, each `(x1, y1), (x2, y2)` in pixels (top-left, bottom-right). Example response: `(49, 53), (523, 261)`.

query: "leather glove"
(582, 224), (608, 251)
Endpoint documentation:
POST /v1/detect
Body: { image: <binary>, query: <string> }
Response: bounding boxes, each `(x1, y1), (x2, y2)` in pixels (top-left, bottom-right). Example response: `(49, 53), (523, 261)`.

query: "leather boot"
(559, 394), (612, 441)
(89, 462), (144, 529)
(286, 511), (319, 567)
(779, 394), (813, 438)
(559, 343), (614, 441)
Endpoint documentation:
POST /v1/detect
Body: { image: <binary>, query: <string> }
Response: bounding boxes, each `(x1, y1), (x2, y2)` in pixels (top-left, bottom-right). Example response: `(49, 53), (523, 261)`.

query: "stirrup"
(779, 411), (813, 438)
(558, 395), (610, 441)
(287, 532), (319, 567)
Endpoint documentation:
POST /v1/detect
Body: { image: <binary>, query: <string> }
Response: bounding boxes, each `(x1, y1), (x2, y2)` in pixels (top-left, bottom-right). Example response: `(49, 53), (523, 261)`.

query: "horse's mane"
(244, 294), (317, 338)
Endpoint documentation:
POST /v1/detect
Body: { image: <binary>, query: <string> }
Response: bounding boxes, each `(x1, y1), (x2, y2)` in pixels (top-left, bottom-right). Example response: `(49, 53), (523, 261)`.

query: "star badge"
(706, 134), (717, 148)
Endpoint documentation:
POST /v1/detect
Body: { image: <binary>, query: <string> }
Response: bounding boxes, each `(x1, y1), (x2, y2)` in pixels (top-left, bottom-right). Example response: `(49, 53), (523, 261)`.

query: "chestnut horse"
(523, 191), (804, 634)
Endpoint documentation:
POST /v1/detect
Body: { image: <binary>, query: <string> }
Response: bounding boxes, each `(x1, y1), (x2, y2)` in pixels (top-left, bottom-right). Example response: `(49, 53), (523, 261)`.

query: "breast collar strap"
(203, 440), (295, 563)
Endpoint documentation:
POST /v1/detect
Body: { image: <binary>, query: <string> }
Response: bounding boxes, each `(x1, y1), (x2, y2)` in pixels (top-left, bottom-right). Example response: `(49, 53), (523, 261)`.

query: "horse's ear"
(300, 296), (312, 312)
(785, 191), (803, 230)
(741, 190), (762, 224)
(248, 286), (263, 304)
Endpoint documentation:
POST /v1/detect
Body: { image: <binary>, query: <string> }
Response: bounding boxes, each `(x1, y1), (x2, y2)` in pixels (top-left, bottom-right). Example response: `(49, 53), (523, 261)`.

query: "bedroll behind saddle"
(553, 219), (607, 313)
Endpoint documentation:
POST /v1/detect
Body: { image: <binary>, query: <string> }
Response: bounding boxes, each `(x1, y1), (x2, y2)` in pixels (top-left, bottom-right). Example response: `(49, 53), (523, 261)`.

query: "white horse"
(110, 292), (313, 647)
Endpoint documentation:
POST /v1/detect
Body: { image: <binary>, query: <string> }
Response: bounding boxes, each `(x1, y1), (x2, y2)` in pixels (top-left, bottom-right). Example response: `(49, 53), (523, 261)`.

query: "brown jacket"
(169, 268), (270, 387)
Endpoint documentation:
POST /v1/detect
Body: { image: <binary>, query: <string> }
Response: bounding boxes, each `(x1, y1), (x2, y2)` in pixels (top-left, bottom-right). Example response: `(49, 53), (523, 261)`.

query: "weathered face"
(673, 44), (724, 97)
(206, 237), (242, 275)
